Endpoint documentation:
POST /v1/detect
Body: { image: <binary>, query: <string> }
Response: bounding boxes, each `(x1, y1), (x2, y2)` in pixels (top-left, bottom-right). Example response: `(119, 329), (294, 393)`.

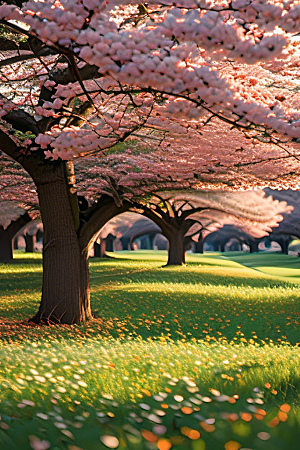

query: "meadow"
(0, 250), (300, 450)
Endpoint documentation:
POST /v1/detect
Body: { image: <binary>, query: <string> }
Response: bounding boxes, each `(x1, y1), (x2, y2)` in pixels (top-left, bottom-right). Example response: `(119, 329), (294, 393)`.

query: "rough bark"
(0, 115), (133, 325)
(30, 162), (92, 324)
(0, 213), (31, 262)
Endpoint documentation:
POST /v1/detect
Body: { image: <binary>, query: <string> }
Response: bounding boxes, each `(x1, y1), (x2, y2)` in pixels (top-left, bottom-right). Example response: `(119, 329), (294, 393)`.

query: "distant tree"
(134, 190), (292, 264)
(0, 202), (31, 261)
(96, 212), (162, 252)
(263, 189), (300, 254)
(203, 225), (261, 253)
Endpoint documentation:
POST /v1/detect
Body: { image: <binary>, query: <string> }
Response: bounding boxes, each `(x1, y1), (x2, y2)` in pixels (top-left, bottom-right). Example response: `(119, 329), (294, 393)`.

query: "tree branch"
(78, 196), (131, 250)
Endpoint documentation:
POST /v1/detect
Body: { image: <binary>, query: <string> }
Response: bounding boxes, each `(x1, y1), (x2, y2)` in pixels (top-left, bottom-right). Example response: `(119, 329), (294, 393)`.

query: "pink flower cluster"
(0, 98), (17, 118)
(2, 0), (300, 162)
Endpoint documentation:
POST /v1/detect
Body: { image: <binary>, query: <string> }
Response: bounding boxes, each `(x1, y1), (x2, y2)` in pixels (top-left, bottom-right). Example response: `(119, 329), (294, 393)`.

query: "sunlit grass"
(0, 251), (300, 449)
(224, 252), (300, 283)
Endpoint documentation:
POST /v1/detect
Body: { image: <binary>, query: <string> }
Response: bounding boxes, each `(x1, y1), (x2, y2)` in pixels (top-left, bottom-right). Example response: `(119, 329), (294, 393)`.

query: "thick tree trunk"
(25, 233), (36, 252)
(167, 230), (186, 265)
(30, 165), (92, 325)
(138, 207), (189, 265)
(1, 132), (132, 325)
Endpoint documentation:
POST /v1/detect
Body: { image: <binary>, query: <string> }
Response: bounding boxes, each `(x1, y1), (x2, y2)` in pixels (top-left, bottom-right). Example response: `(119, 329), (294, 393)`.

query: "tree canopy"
(0, 1), (300, 187)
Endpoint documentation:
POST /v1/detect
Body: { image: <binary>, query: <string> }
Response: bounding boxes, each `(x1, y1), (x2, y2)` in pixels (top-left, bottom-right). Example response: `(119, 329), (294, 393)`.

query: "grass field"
(0, 251), (300, 450)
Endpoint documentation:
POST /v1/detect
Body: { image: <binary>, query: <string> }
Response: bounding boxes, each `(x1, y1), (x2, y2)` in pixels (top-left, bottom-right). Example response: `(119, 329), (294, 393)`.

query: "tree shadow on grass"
(0, 257), (299, 344)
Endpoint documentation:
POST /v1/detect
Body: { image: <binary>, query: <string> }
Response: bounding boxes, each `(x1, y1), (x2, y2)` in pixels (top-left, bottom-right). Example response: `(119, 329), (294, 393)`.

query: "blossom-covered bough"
(0, 0), (300, 323)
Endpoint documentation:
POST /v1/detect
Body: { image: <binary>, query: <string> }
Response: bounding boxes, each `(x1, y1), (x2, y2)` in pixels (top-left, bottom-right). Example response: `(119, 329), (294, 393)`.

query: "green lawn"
(0, 251), (300, 449)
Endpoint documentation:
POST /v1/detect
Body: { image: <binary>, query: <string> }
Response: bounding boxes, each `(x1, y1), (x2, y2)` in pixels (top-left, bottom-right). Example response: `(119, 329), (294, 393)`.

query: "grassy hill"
(0, 251), (300, 449)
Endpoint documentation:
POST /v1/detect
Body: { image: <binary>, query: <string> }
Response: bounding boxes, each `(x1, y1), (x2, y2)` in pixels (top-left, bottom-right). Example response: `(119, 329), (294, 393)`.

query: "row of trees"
(0, 0), (300, 323)
(0, 146), (293, 323)
(5, 187), (299, 259)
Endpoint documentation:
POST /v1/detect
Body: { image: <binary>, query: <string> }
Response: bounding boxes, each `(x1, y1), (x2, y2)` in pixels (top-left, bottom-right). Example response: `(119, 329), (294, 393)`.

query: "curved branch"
(0, 48), (54, 68)
(78, 196), (132, 250)
(135, 203), (172, 238)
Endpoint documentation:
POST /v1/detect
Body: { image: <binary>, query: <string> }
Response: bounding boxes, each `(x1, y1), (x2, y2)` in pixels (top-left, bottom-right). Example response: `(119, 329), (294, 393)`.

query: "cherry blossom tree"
(1, 0), (300, 322)
(132, 189), (292, 264)
(94, 212), (162, 253)
(0, 151), (37, 261)
(0, 202), (31, 261)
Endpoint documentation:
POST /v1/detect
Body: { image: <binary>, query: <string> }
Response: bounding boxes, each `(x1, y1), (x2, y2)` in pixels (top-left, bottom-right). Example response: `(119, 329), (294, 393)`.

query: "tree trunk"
(105, 234), (115, 252)
(148, 233), (156, 250)
(282, 240), (290, 255)
(0, 230), (14, 262)
(25, 233), (36, 252)
(36, 229), (44, 243)
(167, 230), (186, 265)
(93, 239), (106, 257)
(120, 236), (130, 250)
(0, 213), (31, 262)
(14, 237), (19, 250)
(93, 241), (101, 257)
(249, 240), (259, 253)
(0, 132), (131, 325)
(194, 235), (204, 254)
(30, 165), (92, 325)
(140, 235), (149, 249)
(277, 238), (290, 255)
